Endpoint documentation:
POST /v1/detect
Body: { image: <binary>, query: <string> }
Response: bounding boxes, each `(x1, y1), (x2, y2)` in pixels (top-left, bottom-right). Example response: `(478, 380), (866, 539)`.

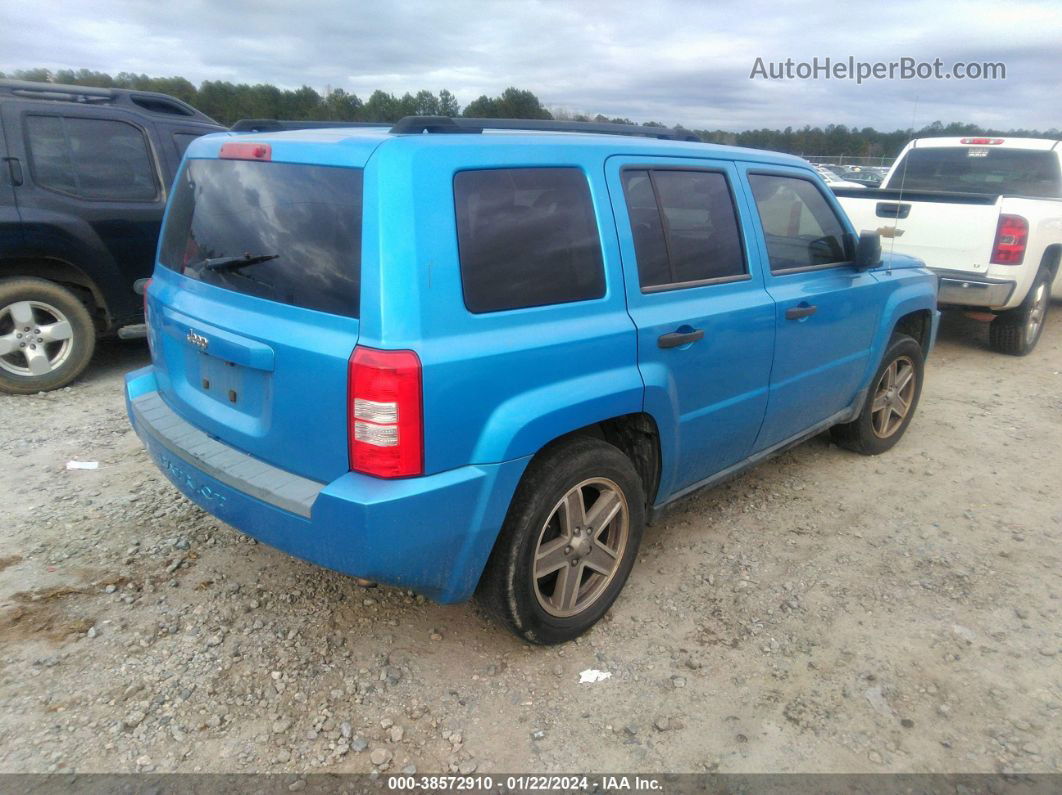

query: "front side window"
(25, 115), (159, 201)
(748, 174), (848, 272)
(454, 167), (605, 313)
(621, 169), (745, 289)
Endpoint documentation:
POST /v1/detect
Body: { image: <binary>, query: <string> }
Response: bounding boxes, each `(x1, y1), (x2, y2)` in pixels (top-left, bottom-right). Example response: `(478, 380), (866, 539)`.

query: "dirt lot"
(1, 310), (1060, 775)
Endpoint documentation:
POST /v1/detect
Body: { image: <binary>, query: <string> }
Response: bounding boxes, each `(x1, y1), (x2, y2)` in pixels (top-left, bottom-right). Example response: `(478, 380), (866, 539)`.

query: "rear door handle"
(658, 328), (704, 348)
(785, 304), (817, 320)
(3, 157), (23, 187)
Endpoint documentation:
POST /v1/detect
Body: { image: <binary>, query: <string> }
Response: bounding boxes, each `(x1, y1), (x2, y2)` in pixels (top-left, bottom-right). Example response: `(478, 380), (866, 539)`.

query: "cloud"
(1, 0), (1058, 131)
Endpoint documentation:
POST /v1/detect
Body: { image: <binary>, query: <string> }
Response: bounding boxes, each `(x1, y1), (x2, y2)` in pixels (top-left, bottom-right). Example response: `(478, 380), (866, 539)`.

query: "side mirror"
(854, 231), (882, 269)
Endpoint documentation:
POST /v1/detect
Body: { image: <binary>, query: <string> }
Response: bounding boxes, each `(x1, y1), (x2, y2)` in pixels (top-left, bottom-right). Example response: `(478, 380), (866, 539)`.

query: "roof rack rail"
(389, 115), (702, 142)
(231, 119), (391, 133)
(0, 79), (219, 124)
(0, 78), (115, 103)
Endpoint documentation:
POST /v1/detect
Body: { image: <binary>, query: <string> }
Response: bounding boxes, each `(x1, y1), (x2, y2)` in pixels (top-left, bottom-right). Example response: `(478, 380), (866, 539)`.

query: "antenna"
(888, 97), (919, 264)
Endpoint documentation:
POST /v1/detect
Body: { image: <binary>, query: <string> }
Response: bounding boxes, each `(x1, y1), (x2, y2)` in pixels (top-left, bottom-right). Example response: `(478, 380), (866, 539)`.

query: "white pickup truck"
(835, 137), (1062, 355)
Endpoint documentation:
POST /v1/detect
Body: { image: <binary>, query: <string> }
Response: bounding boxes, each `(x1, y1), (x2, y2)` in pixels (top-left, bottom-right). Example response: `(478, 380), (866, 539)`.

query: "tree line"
(3, 68), (1057, 159)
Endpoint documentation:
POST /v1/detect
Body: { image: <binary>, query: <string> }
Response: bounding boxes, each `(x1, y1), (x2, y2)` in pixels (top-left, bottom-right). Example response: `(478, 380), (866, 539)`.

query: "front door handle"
(785, 304), (817, 320)
(658, 328), (704, 348)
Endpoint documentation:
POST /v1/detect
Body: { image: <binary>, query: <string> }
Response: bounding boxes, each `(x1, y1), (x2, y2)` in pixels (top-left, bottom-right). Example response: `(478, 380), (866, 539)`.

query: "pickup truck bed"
(836, 187), (1062, 309)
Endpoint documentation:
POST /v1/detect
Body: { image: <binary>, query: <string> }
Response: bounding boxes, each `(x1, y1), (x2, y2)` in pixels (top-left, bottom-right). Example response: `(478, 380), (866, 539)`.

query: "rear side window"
(159, 159), (363, 318)
(454, 168), (605, 313)
(621, 169), (745, 289)
(748, 174), (848, 272)
(888, 146), (1062, 197)
(25, 115), (159, 201)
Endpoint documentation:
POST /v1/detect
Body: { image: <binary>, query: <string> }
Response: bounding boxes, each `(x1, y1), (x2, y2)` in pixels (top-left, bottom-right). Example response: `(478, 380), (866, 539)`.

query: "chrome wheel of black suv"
(831, 333), (924, 455)
(477, 437), (646, 644)
(0, 278), (96, 394)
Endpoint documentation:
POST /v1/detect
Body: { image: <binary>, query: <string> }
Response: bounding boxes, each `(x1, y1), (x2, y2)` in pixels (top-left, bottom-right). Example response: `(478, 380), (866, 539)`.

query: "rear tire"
(476, 437), (646, 645)
(831, 333), (924, 456)
(0, 278), (96, 394)
(989, 267), (1051, 356)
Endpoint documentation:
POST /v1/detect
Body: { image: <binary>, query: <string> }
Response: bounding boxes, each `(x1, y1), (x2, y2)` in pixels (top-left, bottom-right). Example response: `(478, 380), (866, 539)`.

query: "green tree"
(437, 89), (460, 116)
(323, 88), (362, 120)
(463, 87), (551, 119)
(362, 90), (401, 122)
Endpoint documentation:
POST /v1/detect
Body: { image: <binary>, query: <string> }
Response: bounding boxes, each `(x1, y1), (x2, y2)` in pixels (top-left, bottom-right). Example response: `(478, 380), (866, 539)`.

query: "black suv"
(0, 79), (225, 393)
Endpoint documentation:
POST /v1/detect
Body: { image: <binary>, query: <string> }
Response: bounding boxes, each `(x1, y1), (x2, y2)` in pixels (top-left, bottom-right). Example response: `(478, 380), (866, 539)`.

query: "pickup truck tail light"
(990, 214), (1028, 265)
(348, 346), (423, 478)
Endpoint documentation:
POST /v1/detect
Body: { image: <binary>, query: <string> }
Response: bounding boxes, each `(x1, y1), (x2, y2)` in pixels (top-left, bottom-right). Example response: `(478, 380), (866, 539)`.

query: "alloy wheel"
(870, 355), (916, 439)
(0, 300), (75, 377)
(532, 478), (630, 618)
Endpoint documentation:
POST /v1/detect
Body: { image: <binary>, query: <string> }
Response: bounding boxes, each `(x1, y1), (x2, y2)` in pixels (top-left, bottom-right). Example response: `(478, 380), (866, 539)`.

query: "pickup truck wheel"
(989, 267), (1051, 356)
(0, 278), (96, 394)
(831, 333), (924, 455)
(476, 437), (646, 645)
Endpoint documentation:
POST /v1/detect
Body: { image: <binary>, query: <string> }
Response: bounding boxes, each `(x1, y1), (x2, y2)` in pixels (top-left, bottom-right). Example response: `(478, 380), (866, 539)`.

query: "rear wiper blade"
(199, 253), (279, 271)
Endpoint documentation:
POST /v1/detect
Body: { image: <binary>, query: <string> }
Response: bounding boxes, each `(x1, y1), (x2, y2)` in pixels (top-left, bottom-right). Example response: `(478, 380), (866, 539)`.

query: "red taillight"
(990, 214), (1028, 265)
(960, 137), (1003, 145)
(348, 347), (423, 478)
(219, 142), (272, 161)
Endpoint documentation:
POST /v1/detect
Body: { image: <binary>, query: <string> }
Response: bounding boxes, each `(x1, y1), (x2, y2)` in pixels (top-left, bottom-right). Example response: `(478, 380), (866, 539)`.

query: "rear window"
(159, 159), (362, 317)
(887, 147), (1062, 197)
(454, 167), (606, 313)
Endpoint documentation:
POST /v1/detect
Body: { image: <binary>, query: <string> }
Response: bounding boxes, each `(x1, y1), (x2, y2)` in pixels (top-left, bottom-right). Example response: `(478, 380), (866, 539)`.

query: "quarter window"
(748, 174), (849, 272)
(25, 115), (159, 201)
(621, 169), (745, 289)
(454, 168), (605, 313)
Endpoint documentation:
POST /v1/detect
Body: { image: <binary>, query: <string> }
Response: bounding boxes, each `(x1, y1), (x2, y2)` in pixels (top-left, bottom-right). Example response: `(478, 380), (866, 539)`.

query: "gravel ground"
(1, 309), (1060, 775)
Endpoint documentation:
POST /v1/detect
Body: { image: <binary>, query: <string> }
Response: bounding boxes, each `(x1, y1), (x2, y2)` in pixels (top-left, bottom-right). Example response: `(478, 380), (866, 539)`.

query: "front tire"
(476, 437), (646, 644)
(0, 278), (96, 394)
(831, 333), (924, 455)
(989, 267), (1051, 356)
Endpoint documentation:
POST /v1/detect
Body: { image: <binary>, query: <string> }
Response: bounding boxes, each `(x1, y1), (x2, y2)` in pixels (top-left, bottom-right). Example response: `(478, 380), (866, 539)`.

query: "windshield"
(159, 159), (363, 317)
(887, 147), (1061, 197)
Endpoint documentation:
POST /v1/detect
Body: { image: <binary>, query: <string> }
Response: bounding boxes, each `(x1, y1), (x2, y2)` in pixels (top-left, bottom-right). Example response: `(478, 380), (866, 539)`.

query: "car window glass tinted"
(621, 171), (671, 286)
(159, 159), (363, 318)
(622, 169), (745, 289)
(454, 167), (605, 313)
(26, 115), (159, 201)
(889, 147), (1062, 197)
(748, 174), (848, 272)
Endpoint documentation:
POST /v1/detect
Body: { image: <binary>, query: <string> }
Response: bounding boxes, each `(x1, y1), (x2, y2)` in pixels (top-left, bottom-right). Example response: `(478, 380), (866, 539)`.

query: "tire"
(989, 267), (1051, 356)
(0, 277), (96, 394)
(831, 333), (924, 456)
(476, 437), (646, 645)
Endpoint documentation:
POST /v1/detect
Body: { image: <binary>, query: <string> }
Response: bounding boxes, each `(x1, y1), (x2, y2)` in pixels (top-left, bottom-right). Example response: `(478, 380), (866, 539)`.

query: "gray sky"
(2, 0), (1059, 131)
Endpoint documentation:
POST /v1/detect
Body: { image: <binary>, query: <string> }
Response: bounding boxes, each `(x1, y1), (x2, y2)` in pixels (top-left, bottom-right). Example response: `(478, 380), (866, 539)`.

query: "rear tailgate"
(148, 151), (364, 484)
(835, 188), (1000, 273)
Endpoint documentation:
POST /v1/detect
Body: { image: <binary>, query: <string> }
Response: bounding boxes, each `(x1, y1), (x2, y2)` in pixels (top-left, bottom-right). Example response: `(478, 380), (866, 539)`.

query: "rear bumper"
(125, 366), (529, 603)
(933, 269), (1016, 309)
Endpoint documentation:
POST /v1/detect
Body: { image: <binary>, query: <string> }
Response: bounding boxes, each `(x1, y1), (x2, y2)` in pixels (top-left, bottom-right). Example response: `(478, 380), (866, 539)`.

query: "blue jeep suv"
(125, 116), (939, 644)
